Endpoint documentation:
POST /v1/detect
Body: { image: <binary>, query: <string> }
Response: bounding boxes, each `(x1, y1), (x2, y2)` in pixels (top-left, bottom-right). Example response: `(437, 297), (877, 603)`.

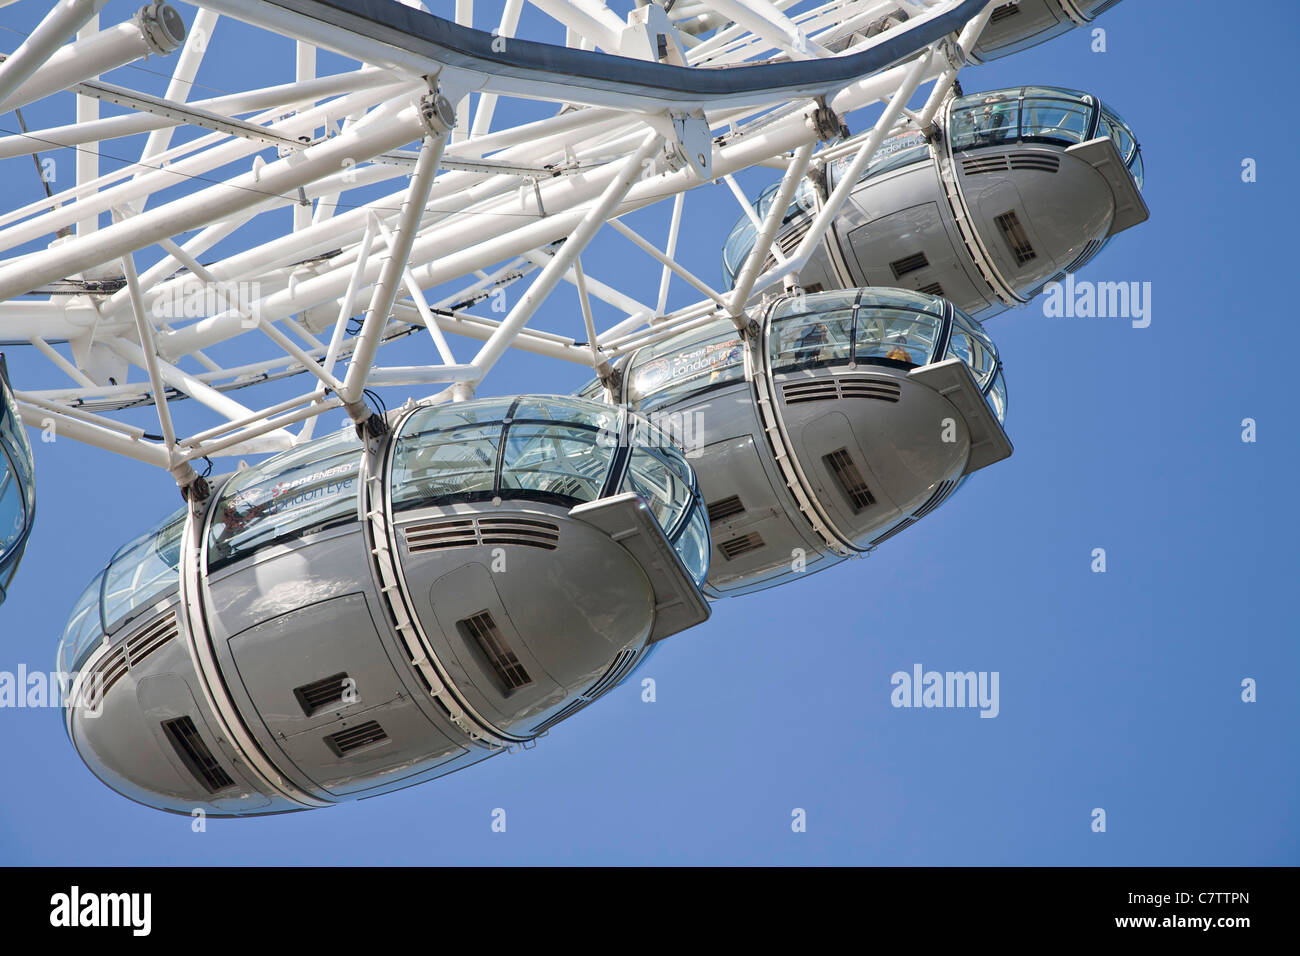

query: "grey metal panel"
(908, 360), (1014, 475)
(1064, 137), (1150, 236)
(970, 0), (1073, 62)
(568, 493), (710, 643)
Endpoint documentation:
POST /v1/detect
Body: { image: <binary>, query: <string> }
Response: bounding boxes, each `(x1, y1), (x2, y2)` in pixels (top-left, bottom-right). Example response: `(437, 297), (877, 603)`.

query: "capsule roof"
(0, 356), (35, 608)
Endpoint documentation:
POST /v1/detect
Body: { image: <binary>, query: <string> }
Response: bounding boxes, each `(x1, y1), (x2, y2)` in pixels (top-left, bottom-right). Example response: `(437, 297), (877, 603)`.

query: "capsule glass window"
(626, 321), (745, 412)
(949, 91), (1021, 151)
(769, 308), (854, 372)
(853, 306), (943, 368)
(57, 570), (105, 675)
(101, 507), (184, 631)
(946, 311), (999, 389)
(207, 428), (362, 570)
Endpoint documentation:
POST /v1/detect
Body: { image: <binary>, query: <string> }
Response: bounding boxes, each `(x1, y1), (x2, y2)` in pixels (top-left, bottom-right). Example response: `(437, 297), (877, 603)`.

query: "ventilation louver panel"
(294, 673), (352, 717)
(86, 646), (130, 701)
(126, 613), (179, 669)
(837, 378), (902, 402)
(707, 495), (746, 523)
(583, 648), (639, 701)
(162, 716), (236, 793)
(782, 380), (840, 405)
(719, 532), (765, 560)
(1065, 238), (1104, 274)
(912, 479), (959, 521)
(405, 516), (560, 553)
(1008, 152), (1061, 173)
(962, 155), (1010, 176)
(530, 699), (587, 735)
(776, 218), (812, 257)
(824, 448), (876, 513)
(869, 517), (916, 547)
(890, 251), (930, 278)
(324, 720), (389, 757)
(917, 281), (945, 297)
(995, 210), (1037, 266)
(459, 611), (533, 694)
(990, 2), (1021, 22)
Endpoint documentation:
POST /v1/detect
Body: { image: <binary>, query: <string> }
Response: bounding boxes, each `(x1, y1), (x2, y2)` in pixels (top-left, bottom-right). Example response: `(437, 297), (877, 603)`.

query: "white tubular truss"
(0, 0), (998, 485)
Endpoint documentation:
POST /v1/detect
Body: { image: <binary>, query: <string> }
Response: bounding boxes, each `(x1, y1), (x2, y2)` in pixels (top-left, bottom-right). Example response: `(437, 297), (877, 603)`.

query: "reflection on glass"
(854, 308), (941, 367)
(987, 369), (1008, 424)
(626, 321), (744, 412)
(208, 428), (362, 569)
(57, 571), (105, 675)
(500, 425), (609, 502)
(102, 508), (184, 630)
(946, 311), (998, 389)
(771, 309), (853, 371)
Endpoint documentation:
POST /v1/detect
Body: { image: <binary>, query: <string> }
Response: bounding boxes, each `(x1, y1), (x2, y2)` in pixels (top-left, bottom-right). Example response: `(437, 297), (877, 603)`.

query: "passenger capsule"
(585, 289), (1011, 596)
(57, 396), (709, 816)
(0, 355), (35, 608)
(970, 1), (1124, 62)
(722, 86), (1147, 320)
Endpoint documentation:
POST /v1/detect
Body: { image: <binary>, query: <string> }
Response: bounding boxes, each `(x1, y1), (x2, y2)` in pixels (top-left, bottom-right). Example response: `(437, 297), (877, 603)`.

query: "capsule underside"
(0, 356), (35, 608)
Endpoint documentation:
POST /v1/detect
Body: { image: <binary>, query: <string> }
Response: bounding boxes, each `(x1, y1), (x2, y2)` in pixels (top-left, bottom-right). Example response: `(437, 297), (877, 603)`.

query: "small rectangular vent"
(777, 217), (812, 256)
(707, 495), (746, 523)
(917, 281), (945, 297)
(719, 532), (765, 561)
(405, 516), (559, 553)
(1008, 152), (1060, 174)
(325, 720), (389, 757)
(995, 210), (1037, 266)
(870, 517), (916, 548)
(294, 672), (352, 717)
(890, 251), (930, 278)
(990, 3), (1021, 22)
(824, 448), (876, 513)
(961, 155), (1010, 176)
(1065, 238), (1104, 274)
(783, 377), (901, 405)
(583, 648), (639, 701)
(782, 379), (840, 405)
(126, 613), (178, 669)
(162, 716), (235, 793)
(459, 611), (533, 694)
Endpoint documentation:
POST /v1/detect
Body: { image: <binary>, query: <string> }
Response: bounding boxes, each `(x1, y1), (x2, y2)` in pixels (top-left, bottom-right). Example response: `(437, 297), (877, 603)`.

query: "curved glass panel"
(101, 508), (184, 631)
(770, 308), (854, 372)
(625, 320), (745, 413)
(57, 571), (105, 675)
(949, 87), (1100, 153)
(208, 428), (363, 570)
(620, 445), (694, 537)
(945, 310), (999, 389)
(987, 368), (1009, 424)
(826, 128), (931, 192)
(853, 307), (942, 367)
(500, 424), (610, 501)
(1099, 104), (1143, 190)
(721, 179), (815, 288)
(391, 421), (500, 509)
(0, 357), (35, 604)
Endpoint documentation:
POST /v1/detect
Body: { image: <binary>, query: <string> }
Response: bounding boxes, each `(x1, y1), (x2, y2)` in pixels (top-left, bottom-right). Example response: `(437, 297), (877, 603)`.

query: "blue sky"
(0, 0), (1296, 865)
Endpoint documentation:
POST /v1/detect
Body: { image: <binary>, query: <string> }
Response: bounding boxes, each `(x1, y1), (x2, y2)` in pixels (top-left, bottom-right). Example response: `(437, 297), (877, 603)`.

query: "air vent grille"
(294, 672), (352, 717)
(325, 720), (389, 757)
(912, 479), (959, 521)
(88, 646), (129, 700)
(459, 611), (533, 694)
(824, 448), (876, 513)
(530, 699), (586, 735)
(917, 281), (945, 297)
(583, 648), (639, 701)
(961, 154), (1010, 176)
(719, 532), (765, 560)
(707, 495), (746, 523)
(125, 613), (178, 669)
(995, 210), (1037, 266)
(1065, 238), (1104, 274)
(990, 2), (1020, 22)
(405, 515), (560, 553)
(162, 716), (235, 793)
(782, 377), (901, 405)
(776, 217), (812, 257)
(870, 518), (916, 547)
(1008, 152), (1061, 173)
(890, 251), (930, 278)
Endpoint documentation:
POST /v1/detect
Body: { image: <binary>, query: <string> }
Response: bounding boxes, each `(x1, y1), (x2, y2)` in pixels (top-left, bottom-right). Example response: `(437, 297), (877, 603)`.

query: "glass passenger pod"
(388, 396), (710, 586)
(721, 178), (817, 290)
(0, 355), (35, 609)
(947, 86), (1142, 190)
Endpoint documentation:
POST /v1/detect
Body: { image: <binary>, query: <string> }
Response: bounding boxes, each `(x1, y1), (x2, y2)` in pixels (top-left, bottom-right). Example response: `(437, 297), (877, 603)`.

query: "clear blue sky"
(0, 1), (1295, 865)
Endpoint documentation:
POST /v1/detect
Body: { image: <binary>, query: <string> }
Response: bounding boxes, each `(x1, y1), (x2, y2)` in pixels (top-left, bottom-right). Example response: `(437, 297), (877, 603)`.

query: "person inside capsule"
(0, 356), (35, 608)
